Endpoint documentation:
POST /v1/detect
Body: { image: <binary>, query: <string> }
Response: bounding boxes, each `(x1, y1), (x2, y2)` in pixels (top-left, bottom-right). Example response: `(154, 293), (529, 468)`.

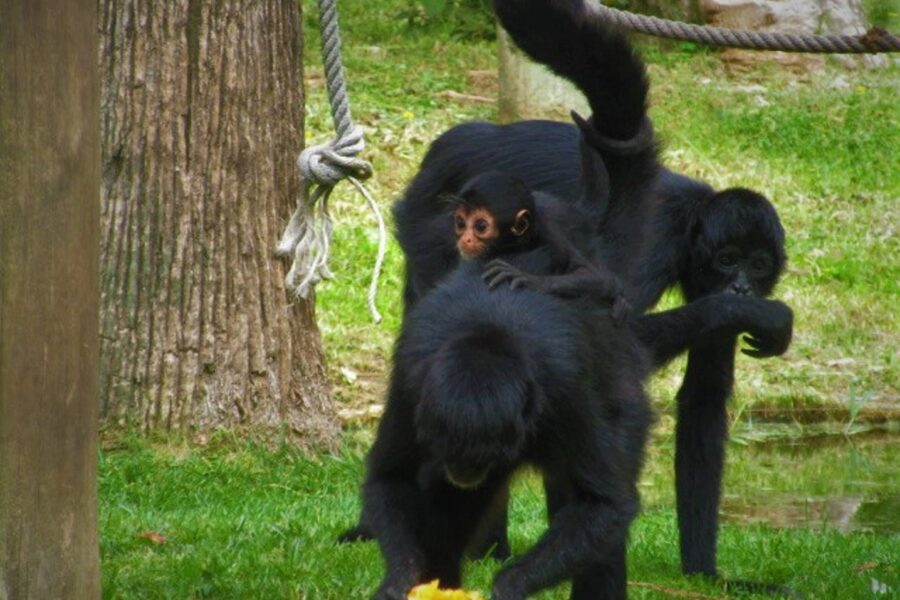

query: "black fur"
(634, 189), (789, 577)
(449, 171), (630, 312)
(349, 0), (795, 589)
(394, 120), (790, 318)
(363, 258), (652, 600)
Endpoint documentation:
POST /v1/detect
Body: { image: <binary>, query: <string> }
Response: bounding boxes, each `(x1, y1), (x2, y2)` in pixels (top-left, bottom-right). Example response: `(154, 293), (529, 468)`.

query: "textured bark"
(0, 0), (101, 597)
(98, 0), (336, 443)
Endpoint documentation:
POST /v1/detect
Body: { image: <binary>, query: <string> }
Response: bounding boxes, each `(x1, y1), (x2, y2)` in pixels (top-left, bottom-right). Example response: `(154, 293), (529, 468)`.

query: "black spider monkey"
(448, 171), (630, 315)
(633, 189), (792, 582)
(363, 257), (652, 600)
(342, 0), (795, 586)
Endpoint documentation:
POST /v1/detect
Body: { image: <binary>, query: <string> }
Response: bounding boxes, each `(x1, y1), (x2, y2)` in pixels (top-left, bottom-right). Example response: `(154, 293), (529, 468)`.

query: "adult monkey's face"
(712, 243), (780, 297)
(687, 188), (786, 301)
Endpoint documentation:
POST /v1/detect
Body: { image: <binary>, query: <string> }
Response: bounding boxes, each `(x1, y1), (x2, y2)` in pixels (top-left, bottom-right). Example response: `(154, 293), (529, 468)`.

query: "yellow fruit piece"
(407, 579), (485, 600)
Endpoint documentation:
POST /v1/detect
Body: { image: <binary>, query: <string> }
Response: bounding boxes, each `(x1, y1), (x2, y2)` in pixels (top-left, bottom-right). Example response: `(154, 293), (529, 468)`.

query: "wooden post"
(0, 1), (101, 598)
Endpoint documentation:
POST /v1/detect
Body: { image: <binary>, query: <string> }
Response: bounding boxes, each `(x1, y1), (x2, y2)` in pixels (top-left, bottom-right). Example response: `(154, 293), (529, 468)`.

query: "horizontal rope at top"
(590, 4), (900, 53)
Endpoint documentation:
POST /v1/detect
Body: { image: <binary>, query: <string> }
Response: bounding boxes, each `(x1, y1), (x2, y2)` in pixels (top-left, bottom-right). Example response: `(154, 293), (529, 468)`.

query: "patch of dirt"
(467, 69), (498, 97)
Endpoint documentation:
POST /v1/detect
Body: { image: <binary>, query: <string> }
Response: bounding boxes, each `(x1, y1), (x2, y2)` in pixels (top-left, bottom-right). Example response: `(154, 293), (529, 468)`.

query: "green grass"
(864, 0), (900, 29)
(99, 433), (899, 599)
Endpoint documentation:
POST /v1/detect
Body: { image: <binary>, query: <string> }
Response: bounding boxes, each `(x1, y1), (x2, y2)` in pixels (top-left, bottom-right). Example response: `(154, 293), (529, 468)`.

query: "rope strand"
(589, 4), (900, 53)
(349, 177), (387, 324)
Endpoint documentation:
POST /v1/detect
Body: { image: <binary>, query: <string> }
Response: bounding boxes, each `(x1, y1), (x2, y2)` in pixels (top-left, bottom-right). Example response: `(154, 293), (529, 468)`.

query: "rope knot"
(298, 124), (373, 188)
(277, 107), (385, 320)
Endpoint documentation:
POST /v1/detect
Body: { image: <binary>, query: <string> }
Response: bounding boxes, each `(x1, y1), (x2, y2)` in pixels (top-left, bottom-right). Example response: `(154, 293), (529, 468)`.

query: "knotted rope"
(590, 4), (900, 53)
(277, 0), (386, 322)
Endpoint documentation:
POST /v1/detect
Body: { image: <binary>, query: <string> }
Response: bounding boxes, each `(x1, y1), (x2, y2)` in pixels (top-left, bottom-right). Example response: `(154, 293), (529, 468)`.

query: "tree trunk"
(0, 0), (101, 597)
(98, 0), (336, 445)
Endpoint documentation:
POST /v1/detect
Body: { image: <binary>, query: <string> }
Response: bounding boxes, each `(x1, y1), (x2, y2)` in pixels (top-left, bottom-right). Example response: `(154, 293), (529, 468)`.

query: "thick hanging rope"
(277, 0), (386, 322)
(590, 4), (900, 53)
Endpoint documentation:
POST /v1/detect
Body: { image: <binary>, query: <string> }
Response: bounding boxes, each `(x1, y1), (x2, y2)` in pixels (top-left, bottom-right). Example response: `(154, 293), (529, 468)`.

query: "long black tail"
(492, 0), (648, 141)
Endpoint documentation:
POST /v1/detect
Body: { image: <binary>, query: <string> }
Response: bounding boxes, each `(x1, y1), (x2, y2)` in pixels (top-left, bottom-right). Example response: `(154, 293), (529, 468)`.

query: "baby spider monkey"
(449, 171), (629, 319)
(451, 172), (533, 260)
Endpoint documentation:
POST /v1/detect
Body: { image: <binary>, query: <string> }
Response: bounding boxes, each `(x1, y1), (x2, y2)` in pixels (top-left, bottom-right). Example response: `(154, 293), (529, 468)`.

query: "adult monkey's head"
(685, 188), (786, 301)
(414, 326), (539, 490)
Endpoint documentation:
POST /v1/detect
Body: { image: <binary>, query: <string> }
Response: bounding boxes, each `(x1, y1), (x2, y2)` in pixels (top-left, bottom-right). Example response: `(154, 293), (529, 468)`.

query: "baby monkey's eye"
(455, 216), (466, 231)
(474, 219), (489, 234)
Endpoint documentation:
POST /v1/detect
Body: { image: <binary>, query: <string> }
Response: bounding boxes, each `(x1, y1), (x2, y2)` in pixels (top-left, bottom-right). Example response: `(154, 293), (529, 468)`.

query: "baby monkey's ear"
(511, 209), (530, 236)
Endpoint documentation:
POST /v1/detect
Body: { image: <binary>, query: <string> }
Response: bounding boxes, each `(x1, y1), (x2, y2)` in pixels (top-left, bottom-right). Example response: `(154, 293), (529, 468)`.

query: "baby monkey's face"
(453, 204), (530, 260)
(454, 206), (498, 259)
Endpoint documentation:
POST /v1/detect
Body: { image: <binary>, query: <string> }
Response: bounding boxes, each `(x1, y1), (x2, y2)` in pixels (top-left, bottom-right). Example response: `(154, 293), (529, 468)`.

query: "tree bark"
(98, 0), (336, 444)
(0, 0), (101, 597)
